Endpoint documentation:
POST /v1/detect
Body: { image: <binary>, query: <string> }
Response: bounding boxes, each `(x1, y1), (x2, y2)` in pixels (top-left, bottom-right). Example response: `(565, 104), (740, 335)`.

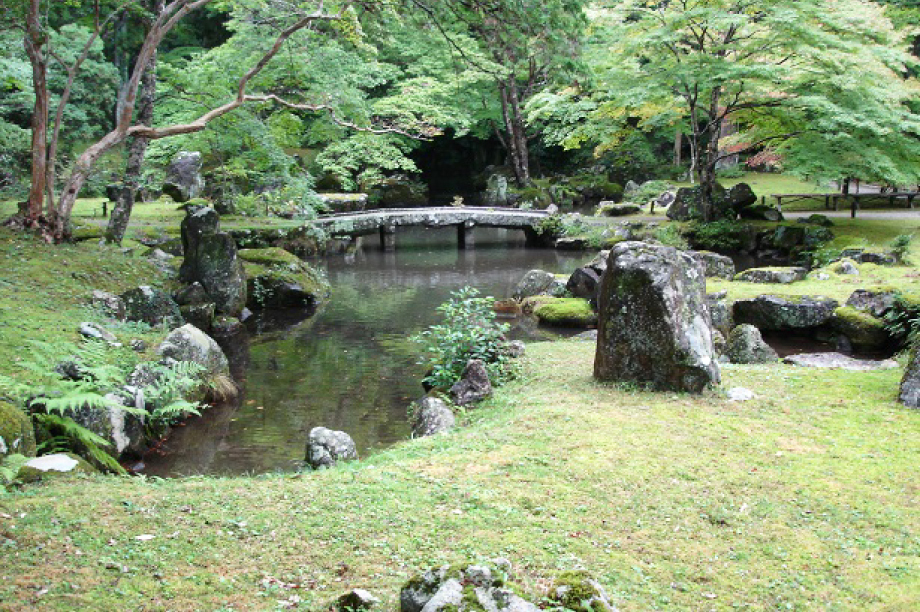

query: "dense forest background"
(2, 0), (920, 240)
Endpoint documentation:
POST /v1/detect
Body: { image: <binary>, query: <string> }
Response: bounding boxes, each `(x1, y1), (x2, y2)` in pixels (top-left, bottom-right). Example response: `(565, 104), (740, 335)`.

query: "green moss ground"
(0, 341), (917, 609)
(0, 226), (169, 384)
(0, 198), (919, 609)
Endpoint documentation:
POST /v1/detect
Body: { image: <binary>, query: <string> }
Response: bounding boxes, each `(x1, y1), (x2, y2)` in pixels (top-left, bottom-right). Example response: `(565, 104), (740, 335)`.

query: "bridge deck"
(309, 206), (549, 236)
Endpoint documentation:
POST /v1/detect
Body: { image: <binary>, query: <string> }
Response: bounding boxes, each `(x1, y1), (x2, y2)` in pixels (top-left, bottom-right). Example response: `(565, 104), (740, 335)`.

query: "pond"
(141, 228), (588, 477)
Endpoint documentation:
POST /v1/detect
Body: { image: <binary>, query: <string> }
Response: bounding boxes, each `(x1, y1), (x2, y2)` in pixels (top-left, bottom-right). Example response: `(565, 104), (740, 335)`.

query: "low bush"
(413, 287), (513, 390)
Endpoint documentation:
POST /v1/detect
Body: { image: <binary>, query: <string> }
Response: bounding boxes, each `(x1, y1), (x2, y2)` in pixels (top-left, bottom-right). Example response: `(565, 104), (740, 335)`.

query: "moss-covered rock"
(121, 285), (183, 327)
(0, 400), (36, 458)
(548, 571), (615, 612)
(17, 452), (97, 483)
(733, 294), (838, 330)
(243, 255), (330, 310)
(831, 306), (890, 350)
(534, 298), (597, 328)
(726, 324), (778, 364)
(596, 203), (641, 217)
(238, 247), (301, 267)
(520, 295), (557, 315)
(734, 266), (807, 284)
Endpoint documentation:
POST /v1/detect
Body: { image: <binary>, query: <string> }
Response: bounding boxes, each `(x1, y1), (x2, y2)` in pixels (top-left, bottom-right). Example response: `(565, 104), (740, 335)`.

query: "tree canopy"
(2, 0), (920, 237)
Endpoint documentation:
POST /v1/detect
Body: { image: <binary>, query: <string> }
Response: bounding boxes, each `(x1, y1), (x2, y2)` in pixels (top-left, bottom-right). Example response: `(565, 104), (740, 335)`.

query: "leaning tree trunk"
(23, 0), (48, 224)
(498, 79), (530, 188)
(106, 0), (162, 245)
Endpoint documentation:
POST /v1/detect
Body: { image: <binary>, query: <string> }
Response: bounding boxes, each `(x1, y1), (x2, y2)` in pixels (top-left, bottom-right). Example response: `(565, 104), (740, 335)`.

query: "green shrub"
(653, 224), (689, 249)
(890, 233), (913, 263)
(413, 287), (512, 390)
(687, 219), (748, 251)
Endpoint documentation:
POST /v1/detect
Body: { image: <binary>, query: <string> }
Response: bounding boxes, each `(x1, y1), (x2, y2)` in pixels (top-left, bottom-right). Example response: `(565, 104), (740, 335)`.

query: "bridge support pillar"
(380, 225), (396, 251)
(457, 223), (475, 249)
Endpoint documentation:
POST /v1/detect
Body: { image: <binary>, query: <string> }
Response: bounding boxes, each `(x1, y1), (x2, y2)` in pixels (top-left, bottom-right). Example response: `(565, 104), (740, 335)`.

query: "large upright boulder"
(666, 183), (729, 221)
(162, 151), (204, 202)
(180, 205), (247, 316)
(594, 241), (720, 392)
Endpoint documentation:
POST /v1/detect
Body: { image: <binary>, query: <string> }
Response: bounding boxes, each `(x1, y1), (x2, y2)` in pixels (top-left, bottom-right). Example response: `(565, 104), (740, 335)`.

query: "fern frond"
(33, 391), (120, 415)
(32, 414), (126, 475)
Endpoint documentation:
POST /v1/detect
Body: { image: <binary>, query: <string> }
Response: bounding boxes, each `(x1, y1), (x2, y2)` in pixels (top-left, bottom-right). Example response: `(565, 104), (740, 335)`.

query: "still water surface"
(143, 228), (588, 477)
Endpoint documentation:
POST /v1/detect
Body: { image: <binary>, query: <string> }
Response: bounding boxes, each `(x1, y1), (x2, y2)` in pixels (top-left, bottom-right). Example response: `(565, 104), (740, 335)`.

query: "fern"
(0, 454), (28, 486)
(33, 388), (120, 415)
(32, 414), (126, 475)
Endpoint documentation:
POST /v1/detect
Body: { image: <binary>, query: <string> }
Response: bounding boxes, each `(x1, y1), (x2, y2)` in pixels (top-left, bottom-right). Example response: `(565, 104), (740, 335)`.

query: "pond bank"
(1, 340), (917, 609)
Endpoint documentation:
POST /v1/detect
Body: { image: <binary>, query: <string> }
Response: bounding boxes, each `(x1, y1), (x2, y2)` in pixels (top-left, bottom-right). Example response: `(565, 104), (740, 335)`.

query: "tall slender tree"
(409, 0), (588, 187)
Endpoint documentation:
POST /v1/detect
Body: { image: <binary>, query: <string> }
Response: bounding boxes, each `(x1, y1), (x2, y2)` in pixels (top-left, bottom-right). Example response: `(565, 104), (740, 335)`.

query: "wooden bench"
(768, 192), (919, 218)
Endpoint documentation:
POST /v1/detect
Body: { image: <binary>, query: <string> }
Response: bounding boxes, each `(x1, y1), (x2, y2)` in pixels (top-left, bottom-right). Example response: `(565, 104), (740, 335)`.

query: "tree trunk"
(498, 79), (530, 188)
(106, 0), (162, 245)
(699, 87), (723, 221)
(674, 130), (682, 167)
(23, 0), (48, 224)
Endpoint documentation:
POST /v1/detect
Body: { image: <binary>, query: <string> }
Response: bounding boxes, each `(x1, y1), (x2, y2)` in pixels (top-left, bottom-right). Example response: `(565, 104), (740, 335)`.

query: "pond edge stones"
(594, 241), (720, 393)
(305, 427), (358, 469)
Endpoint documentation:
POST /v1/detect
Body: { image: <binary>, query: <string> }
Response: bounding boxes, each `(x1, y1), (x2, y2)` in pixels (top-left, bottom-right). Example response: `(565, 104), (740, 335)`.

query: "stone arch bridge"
(307, 207), (551, 250)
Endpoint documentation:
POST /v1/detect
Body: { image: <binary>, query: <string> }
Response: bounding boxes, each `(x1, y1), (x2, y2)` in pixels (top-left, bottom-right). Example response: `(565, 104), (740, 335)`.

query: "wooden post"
(850, 196), (858, 219)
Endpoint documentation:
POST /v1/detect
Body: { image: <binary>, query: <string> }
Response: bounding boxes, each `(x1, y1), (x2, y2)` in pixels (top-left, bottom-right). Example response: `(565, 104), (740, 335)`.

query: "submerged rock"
(594, 241), (720, 393)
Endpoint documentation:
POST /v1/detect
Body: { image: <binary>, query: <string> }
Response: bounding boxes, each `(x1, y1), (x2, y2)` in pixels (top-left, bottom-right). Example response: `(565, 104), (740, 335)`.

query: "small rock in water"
(727, 387), (755, 402)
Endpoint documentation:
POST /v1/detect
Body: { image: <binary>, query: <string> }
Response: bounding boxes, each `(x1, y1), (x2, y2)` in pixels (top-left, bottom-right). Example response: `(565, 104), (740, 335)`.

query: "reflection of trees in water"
(146, 236), (590, 476)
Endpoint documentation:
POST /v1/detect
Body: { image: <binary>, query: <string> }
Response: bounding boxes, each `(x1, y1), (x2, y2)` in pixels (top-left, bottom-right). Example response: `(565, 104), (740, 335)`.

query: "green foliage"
(0, 338), (204, 472)
(653, 224), (689, 250)
(628, 180), (673, 206)
(33, 413), (125, 475)
(688, 219), (749, 252)
(890, 234), (913, 262)
(413, 287), (512, 389)
(0, 453), (28, 487)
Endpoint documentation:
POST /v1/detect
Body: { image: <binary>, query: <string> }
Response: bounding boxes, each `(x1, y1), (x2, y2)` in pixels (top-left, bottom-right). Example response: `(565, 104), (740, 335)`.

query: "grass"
(0, 340), (917, 610)
(1, 194), (920, 609)
(0, 226), (170, 383)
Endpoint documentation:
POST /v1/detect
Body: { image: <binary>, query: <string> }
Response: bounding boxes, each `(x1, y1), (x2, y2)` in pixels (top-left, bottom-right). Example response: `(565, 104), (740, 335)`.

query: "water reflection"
(143, 227), (587, 477)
